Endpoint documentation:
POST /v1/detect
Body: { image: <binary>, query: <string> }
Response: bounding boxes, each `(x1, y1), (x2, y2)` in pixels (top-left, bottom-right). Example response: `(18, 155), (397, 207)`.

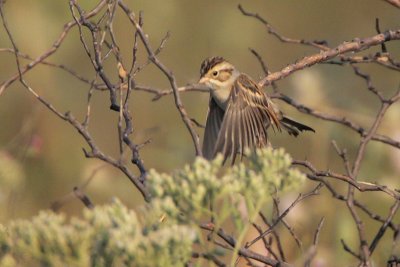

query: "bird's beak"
(198, 77), (208, 85)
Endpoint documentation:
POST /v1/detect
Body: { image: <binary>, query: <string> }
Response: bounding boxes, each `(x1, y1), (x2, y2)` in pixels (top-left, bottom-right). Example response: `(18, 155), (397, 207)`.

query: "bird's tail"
(280, 116), (315, 137)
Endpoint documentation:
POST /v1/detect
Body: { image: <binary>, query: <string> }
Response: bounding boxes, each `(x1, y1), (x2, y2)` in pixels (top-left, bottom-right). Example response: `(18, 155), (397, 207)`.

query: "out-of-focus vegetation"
(1, 0), (400, 266)
(0, 148), (303, 266)
(0, 199), (196, 267)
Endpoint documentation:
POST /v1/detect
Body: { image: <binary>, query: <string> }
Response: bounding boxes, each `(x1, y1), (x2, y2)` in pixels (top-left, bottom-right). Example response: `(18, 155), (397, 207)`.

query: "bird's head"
(199, 56), (240, 91)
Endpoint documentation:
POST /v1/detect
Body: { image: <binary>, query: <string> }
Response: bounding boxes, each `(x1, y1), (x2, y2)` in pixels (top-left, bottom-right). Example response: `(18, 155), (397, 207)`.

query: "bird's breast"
(211, 87), (231, 110)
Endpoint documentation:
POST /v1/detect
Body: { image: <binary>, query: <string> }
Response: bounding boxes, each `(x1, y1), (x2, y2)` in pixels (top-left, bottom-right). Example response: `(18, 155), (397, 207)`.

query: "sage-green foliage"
(0, 148), (304, 266)
(150, 147), (305, 231)
(0, 200), (196, 267)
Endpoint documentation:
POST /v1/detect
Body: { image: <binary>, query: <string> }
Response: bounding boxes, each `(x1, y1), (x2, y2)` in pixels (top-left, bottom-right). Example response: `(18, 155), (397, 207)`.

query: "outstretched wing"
(214, 74), (281, 164)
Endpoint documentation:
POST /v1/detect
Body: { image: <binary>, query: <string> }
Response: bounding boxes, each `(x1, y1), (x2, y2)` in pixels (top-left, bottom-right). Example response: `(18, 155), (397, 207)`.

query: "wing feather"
(214, 74), (281, 164)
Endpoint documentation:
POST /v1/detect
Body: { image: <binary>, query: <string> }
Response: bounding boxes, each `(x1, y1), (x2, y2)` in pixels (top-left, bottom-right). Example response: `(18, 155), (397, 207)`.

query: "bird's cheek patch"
(218, 72), (231, 82)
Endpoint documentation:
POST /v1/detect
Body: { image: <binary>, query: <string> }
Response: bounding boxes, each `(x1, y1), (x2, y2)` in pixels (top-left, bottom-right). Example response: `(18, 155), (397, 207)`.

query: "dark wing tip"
(297, 123), (315, 133)
(281, 116), (315, 135)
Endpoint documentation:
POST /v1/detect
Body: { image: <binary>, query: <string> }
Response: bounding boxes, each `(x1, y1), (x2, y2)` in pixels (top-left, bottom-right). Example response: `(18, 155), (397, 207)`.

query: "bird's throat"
(211, 87), (231, 110)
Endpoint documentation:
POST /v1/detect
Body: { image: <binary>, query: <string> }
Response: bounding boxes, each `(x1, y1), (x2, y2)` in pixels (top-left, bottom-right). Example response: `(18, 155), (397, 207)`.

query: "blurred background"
(0, 0), (399, 265)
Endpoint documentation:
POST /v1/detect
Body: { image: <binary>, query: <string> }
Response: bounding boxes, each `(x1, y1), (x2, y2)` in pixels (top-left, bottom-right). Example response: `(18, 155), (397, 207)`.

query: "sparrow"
(199, 56), (314, 164)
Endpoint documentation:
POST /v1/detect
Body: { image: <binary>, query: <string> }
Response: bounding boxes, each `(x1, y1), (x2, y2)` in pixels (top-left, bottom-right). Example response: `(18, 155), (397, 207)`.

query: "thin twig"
(0, 0), (109, 95)
(293, 159), (400, 200)
(246, 184), (322, 248)
(258, 30), (400, 87)
(273, 92), (400, 150)
(73, 187), (95, 209)
(200, 223), (292, 267)
(382, 0), (400, 9)
(341, 239), (361, 260)
(118, 0), (202, 156)
(369, 200), (400, 254)
(304, 217), (325, 267)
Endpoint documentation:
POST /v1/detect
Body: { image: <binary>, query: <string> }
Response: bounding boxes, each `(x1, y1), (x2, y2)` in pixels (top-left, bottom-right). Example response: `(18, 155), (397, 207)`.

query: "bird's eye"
(212, 71), (218, 77)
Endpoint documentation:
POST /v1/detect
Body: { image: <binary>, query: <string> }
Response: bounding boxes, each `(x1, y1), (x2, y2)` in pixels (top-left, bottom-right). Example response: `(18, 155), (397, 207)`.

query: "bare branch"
(133, 83), (209, 101)
(238, 4), (328, 50)
(273, 93), (400, 150)
(65, 112), (151, 201)
(303, 217), (325, 267)
(0, 0), (109, 95)
(239, 4), (400, 73)
(259, 30), (400, 87)
(73, 187), (95, 209)
(293, 159), (400, 200)
(192, 252), (226, 267)
(341, 239), (361, 260)
(351, 89), (400, 179)
(346, 185), (370, 265)
(118, 0), (202, 156)
(69, 0), (119, 111)
(369, 200), (400, 254)
(246, 184), (322, 248)
(382, 0), (400, 8)
(200, 223), (292, 267)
